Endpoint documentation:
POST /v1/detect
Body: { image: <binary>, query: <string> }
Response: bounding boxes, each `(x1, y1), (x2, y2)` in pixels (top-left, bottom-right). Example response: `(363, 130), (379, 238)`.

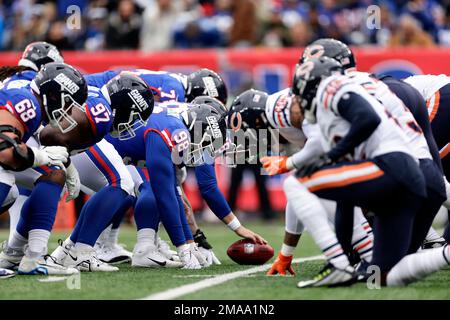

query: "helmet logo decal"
(229, 112), (242, 132)
(202, 77), (219, 98)
(253, 94), (261, 103)
(54, 73), (80, 94)
(128, 89), (149, 111)
(206, 115), (222, 139)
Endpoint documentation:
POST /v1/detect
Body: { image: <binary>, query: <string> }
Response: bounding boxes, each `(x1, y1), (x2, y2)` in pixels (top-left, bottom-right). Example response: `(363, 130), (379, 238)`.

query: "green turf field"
(0, 221), (449, 300)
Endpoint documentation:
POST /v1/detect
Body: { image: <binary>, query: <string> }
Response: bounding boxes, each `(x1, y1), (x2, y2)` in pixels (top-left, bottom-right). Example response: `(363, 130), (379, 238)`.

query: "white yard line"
(141, 255), (324, 300)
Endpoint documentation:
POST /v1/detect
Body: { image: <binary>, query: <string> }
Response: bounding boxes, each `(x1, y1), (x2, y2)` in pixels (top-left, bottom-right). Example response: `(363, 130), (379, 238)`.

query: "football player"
(291, 57), (449, 287)
(302, 38), (448, 248)
(0, 62), (86, 276)
(227, 89), (374, 276)
(106, 100), (230, 269)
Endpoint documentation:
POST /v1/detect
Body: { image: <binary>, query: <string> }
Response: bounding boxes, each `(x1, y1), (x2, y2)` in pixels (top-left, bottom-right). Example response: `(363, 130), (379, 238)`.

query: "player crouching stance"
(282, 57), (450, 288)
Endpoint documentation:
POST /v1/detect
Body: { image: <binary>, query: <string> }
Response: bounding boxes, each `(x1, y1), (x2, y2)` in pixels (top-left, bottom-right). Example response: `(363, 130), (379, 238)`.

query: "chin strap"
(0, 125), (34, 171)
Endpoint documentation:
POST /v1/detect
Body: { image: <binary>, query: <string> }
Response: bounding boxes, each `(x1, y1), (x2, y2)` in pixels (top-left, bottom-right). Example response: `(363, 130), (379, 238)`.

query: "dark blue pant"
(296, 152), (426, 272)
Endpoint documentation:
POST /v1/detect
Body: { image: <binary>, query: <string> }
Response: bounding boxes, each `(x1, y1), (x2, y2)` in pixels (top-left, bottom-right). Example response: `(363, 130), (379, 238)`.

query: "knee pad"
(120, 173), (136, 197)
(36, 169), (66, 187)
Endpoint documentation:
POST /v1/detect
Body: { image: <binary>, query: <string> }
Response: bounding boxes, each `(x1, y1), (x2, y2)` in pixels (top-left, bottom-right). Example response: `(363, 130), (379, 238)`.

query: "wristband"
(227, 217), (241, 231)
(286, 157), (295, 170)
(281, 243), (295, 257)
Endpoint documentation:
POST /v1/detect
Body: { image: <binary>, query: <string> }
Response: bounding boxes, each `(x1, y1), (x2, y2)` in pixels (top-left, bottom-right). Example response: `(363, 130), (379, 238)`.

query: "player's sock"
(7, 230), (28, 252)
(106, 194), (135, 246)
(109, 228), (119, 246)
(75, 186), (130, 247)
(8, 192), (29, 246)
(16, 180), (62, 241)
(74, 242), (93, 251)
(27, 229), (51, 258)
(135, 228), (156, 251)
(351, 222), (373, 262)
(386, 245), (450, 286)
(134, 182), (159, 230)
(284, 176), (350, 268)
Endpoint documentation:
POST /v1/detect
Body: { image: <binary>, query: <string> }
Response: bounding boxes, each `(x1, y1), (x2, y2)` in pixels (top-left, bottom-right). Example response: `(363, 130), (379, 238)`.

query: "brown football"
(227, 239), (274, 265)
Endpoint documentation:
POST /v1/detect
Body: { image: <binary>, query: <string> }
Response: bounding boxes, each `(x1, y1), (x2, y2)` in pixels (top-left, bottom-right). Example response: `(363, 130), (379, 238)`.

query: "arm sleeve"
(194, 163), (231, 220)
(290, 124), (325, 168)
(327, 92), (381, 161)
(145, 131), (186, 246)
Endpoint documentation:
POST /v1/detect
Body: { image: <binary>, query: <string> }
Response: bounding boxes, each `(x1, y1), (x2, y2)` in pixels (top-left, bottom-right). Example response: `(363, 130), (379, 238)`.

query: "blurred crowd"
(1, 0), (450, 51)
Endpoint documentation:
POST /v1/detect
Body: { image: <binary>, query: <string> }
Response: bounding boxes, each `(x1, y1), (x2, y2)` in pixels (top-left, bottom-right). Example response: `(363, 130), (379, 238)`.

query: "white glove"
(65, 162), (80, 202)
(198, 246), (221, 266)
(176, 167), (187, 184)
(177, 244), (201, 270)
(32, 146), (68, 168)
(190, 242), (209, 267)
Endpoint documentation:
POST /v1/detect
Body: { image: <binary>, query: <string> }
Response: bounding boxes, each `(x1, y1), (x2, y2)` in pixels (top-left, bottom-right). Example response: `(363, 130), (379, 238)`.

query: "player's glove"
(65, 162), (80, 202)
(189, 242), (209, 267)
(32, 146), (69, 168)
(194, 229), (221, 265)
(266, 252), (296, 276)
(296, 154), (332, 177)
(260, 156), (293, 176)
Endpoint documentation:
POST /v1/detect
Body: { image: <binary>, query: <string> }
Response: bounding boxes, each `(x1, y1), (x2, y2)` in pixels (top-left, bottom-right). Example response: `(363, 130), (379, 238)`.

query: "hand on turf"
(190, 242), (209, 267)
(296, 154), (332, 177)
(235, 226), (268, 245)
(267, 252), (296, 276)
(198, 247), (222, 266)
(260, 156), (292, 176)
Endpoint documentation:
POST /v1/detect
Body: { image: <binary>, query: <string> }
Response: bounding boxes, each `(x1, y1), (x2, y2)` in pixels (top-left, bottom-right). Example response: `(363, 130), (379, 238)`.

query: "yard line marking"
(141, 255), (324, 300)
(38, 276), (68, 283)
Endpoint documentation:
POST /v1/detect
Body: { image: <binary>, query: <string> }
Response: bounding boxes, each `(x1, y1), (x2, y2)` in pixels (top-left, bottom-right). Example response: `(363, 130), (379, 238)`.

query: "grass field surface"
(0, 221), (449, 300)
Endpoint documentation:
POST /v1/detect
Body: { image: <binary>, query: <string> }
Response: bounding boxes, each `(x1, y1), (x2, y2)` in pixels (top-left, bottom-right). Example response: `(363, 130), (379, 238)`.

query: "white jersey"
(315, 74), (413, 160)
(404, 74), (450, 118)
(265, 89), (325, 166)
(345, 71), (431, 160)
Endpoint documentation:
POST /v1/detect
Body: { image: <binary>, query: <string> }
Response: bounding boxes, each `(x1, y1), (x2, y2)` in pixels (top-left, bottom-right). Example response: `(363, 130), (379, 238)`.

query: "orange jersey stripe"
(440, 143), (450, 159)
(304, 170), (384, 193)
(428, 91), (440, 122)
(299, 162), (376, 183)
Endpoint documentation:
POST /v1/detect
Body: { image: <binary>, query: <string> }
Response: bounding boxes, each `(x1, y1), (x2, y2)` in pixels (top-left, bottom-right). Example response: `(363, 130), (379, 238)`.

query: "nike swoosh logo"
(148, 258), (166, 266)
(68, 252), (78, 261)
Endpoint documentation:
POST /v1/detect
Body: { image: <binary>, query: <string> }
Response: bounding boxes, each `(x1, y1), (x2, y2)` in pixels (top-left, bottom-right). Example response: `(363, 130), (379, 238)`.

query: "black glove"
(193, 229), (213, 250)
(296, 154), (333, 178)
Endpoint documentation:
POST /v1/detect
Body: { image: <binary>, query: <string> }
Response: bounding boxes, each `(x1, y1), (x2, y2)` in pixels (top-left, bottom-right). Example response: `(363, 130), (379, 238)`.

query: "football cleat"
(297, 263), (356, 288)
(0, 268), (15, 279)
(94, 242), (132, 265)
(50, 239), (73, 265)
(355, 259), (371, 282)
(132, 245), (183, 268)
(18, 255), (79, 275)
(0, 242), (24, 270)
(157, 237), (180, 262)
(65, 247), (119, 272)
(178, 245), (202, 270)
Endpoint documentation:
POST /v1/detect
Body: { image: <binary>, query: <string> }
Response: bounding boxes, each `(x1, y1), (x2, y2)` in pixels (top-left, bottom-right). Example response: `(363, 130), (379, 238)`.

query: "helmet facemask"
(47, 92), (86, 133)
(110, 110), (147, 141)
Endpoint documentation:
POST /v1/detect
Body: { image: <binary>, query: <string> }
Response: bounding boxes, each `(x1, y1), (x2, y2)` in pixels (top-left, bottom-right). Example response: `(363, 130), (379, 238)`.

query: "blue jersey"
(1, 70), (36, 90)
(86, 69), (186, 102)
(70, 86), (113, 153)
(107, 102), (231, 220)
(0, 87), (42, 141)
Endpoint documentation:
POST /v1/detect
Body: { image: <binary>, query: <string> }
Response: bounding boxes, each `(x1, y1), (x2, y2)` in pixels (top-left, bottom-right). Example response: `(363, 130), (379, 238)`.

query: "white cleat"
(65, 247), (119, 272)
(94, 243), (132, 265)
(18, 255), (79, 276)
(297, 263), (356, 288)
(0, 243), (23, 270)
(50, 239), (73, 265)
(156, 237), (180, 262)
(132, 245), (182, 268)
(178, 246), (202, 270)
(0, 268), (15, 279)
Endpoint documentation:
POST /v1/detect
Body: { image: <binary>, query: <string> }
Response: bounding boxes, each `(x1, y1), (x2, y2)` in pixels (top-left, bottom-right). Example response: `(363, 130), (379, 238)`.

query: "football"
(227, 239), (274, 265)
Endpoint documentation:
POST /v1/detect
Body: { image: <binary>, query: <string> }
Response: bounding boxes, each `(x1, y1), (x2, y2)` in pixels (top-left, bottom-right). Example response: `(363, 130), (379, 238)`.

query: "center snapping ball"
(227, 239), (274, 265)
